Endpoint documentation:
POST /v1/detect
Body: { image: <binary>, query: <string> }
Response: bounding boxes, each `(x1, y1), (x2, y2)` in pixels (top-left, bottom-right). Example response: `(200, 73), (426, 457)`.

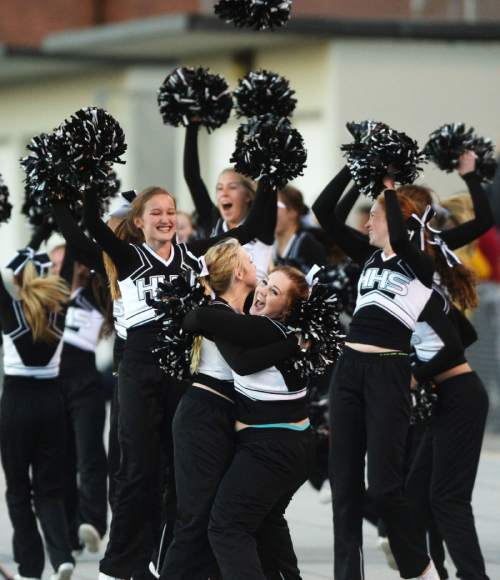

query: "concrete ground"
(0, 436), (499, 580)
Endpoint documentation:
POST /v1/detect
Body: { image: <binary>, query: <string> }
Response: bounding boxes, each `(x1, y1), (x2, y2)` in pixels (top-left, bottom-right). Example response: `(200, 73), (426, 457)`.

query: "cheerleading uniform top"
(335, 171), (493, 251)
(272, 228), (327, 273)
(313, 166), (435, 352)
(84, 179), (276, 359)
(184, 124), (275, 280)
(0, 230), (70, 379)
(184, 307), (303, 424)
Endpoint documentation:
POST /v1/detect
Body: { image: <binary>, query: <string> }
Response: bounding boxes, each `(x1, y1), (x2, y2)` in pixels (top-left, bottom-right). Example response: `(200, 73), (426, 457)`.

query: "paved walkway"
(0, 437), (499, 580)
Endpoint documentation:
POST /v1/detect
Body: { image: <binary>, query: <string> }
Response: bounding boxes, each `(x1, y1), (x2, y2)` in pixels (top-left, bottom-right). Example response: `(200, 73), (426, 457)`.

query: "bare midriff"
(345, 342), (401, 354)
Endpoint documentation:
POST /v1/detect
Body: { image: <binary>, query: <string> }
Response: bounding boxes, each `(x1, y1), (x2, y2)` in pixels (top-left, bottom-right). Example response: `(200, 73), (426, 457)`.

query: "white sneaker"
(71, 549), (83, 560)
(50, 563), (74, 580)
(377, 536), (398, 570)
(148, 562), (160, 579)
(14, 575), (41, 580)
(98, 573), (126, 580)
(418, 559), (440, 580)
(78, 523), (101, 553)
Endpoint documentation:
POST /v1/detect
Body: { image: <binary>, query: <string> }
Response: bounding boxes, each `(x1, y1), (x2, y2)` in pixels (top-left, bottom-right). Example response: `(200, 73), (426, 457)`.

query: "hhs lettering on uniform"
(359, 268), (411, 296)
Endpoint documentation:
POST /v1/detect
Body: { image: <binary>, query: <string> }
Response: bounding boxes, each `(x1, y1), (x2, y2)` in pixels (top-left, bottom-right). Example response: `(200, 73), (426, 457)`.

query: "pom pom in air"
(341, 120), (426, 199)
(148, 273), (210, 379)
(424, 123), (497, 183)
(231, 114), (307, 188)
(158, 66), (232, 132)
(234, 70), (296, 119)
(285, 281), (345, 379)
(214, 0), (292, 31)
(0, 174), (13, 225)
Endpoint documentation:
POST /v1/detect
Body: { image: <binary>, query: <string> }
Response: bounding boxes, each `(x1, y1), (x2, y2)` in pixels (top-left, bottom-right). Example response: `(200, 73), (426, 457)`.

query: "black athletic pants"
(108, 375), (120, 512)
(161, 386), (304, 580)
(0, 376), (74, 578)
(100, 356), (183, 579)
(208, 427), (312, 580)
(61, 367), (108, 546)
(329, 347), (429, 580)
(406, 372), (490, 580)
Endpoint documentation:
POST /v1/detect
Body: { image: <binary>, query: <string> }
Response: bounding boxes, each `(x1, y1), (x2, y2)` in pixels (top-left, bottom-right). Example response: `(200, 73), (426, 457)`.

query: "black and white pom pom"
(0, 174), (13, 224)
(231, 114), (307, 188)
(158, 67), (233, 132)
(214, 0), (292, 31)
(148, 274), (210, 379)
(317, 260), (361, 318)
(341, 121), (426, 199)
(410, 380), (437, 425)
(471, 136), (497, 183)
(234, 70), (297, 119)
(423, 123), (475, 173)
(285, 282), (345, 379)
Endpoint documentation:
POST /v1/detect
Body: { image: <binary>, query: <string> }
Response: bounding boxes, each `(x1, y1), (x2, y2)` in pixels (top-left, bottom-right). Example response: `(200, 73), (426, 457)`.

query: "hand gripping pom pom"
(410, 380), (437, 425)
(158, 67), (233, 132)
(214, 0), (292, 31)
(231, 115), (307, 188)
(148, 274), (210, 379)
(0, 175), (13, 225)
(284, 281), (345, 379)
(234, 70), (297, 119)
(423, 123), (475, 172)
(341, 120), (426, 199)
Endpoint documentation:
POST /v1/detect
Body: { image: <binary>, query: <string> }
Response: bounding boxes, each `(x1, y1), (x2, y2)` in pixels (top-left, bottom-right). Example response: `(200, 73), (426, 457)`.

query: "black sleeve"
(184, 124), (219, 234)
(216, 335), (299, 375)
(384, 189), (434, 287)
(335, 185), (362, 223)
(27, 223), (52, 251)
(312, 166), (372, 264)
(298, 234), (327, 268)
(183, 306), (288, 347)
(413, 293), (464, 382)
(59, 243), (75, 286)
(52, 202), (105, 274)
(440, 173), (495, 250)
(83, 188), (137, 276)
(186, 177), (277, 257)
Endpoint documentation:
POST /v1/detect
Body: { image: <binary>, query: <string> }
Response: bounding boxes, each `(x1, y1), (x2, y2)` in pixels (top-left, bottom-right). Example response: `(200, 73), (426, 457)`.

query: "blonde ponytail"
(18, 261), (70, 343)
(190, 278), (215, 374)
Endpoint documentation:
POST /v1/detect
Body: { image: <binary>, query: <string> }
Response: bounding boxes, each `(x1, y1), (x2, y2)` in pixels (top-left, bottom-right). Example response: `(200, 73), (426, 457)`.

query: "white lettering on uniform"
(359, 268), (410, 296)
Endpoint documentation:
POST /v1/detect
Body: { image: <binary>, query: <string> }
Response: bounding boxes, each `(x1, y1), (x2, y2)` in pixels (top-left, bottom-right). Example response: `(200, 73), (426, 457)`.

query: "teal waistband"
(247, 420), (311, 432)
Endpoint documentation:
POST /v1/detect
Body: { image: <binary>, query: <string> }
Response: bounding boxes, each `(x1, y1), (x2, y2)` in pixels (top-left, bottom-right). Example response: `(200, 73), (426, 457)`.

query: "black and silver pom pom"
(231, 114), (307, 188)
(148, 274), (210, 379)
(410, 380), (437, 425)
(471, 136), (497, 183)
(158, 67), (233, 132)
(423, 123), (475, 173)
(234, 70), (297, 119)
(341, 121), (426, 199)
(214, 0), (292, 31)
(317, 259), (361, 318)
(0, 174), (13, 224)
(285, 282), (345, 379)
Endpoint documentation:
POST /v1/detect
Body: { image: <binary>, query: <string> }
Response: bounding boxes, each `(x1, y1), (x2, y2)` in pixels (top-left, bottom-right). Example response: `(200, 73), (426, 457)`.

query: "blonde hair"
(17, 261), (70, 343)
(104, 186), (176, 299)
(440, 193), (474, 227)
(219, 168), (256, 203)
(191, 238), (247, 373)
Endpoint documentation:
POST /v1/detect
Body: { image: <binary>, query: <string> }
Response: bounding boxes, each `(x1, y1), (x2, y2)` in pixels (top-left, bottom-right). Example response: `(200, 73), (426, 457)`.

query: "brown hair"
(190, 238), (248, 373)
(16, 261), (70, 343)
(396, 184), (435, 213)
(104, 186), (176, 299)
(377, 191), (478, 310)
(269, 265), (309, 319)
(278, 185), (308, 219)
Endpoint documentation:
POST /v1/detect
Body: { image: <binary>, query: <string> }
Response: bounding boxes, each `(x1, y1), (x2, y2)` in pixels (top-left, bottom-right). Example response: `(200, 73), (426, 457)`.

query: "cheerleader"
(0, 226), (74, 580)
(184, 124), (274, 279)
(79, 178), (276, 580)
(273, 185), (327, 272)
(182, 264), (315, 580)
(313, 167), (437, 579)
(161, 239), (303, 580)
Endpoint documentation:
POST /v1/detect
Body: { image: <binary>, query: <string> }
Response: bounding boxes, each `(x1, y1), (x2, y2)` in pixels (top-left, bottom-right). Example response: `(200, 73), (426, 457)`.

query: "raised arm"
(184, 124), (218, 234)
(384, 189), (434, 287)
(312, 166), (372, 264)
(335, 184), (363, 224)
(186, 177), (277, 256)
(412, 292), (463, 383)
(52, 201), (105, 275)
(27, 223), (52, 252)
(83, 187), (136, 273)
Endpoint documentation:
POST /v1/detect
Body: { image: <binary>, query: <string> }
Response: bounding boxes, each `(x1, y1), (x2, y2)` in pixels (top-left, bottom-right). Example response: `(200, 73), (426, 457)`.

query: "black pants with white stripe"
(329, 348), (430, 580)
(406, 372), (490, 580)
(0, 376), (74, 578)
(99, 356), (184, 579)
(208, 427), (312, 580)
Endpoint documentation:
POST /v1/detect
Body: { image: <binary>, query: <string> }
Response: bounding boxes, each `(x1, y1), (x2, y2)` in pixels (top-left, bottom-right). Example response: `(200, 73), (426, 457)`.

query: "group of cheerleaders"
(0, 118), (493, 580)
